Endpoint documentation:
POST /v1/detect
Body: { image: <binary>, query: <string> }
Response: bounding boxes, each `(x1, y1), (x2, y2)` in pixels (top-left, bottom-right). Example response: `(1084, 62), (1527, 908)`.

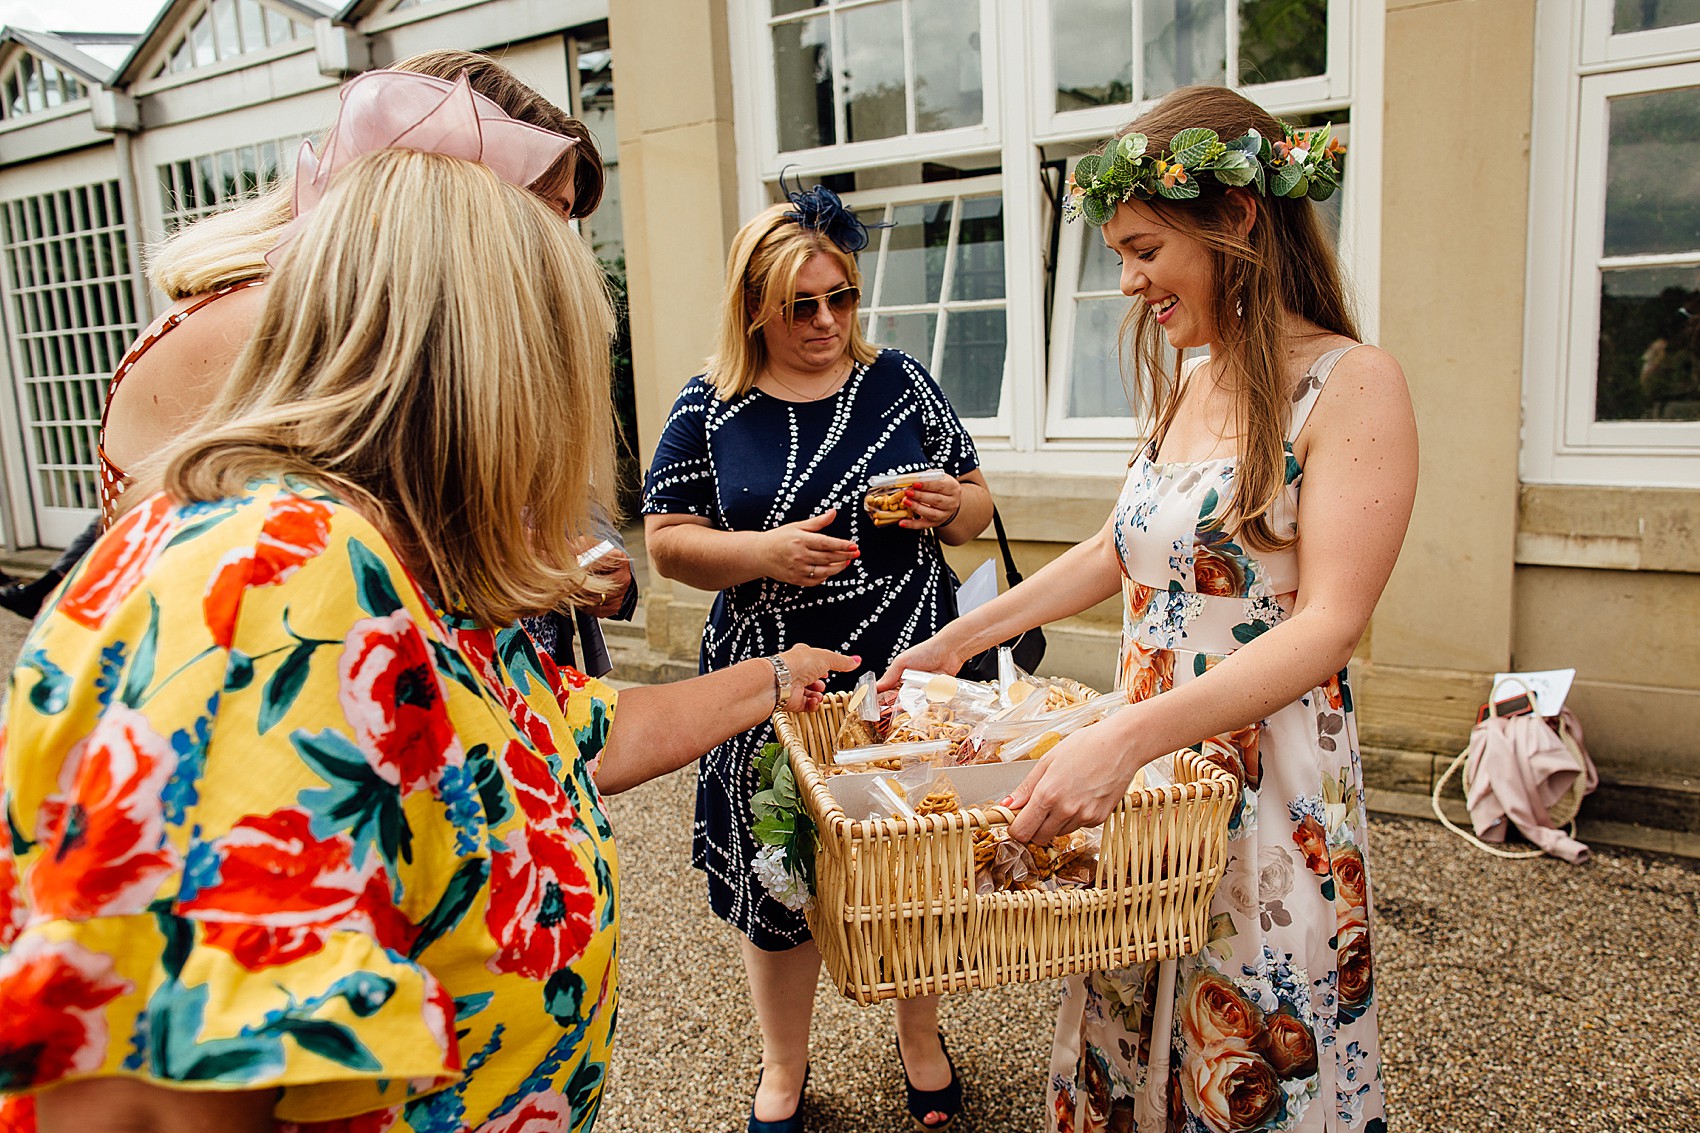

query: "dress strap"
(1286, 343), (1363, 443)
(97, 277), (266, 528)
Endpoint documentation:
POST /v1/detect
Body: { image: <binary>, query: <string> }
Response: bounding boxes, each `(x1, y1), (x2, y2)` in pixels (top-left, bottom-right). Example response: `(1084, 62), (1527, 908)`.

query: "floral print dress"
(0, 482), (620, 1133)
(1049, 346), (1385, 1133)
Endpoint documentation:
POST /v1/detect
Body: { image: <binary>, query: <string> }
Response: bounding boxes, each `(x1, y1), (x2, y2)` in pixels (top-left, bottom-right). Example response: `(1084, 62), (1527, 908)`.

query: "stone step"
(603, 634), (697, 686)
(601, 612), (646, 641)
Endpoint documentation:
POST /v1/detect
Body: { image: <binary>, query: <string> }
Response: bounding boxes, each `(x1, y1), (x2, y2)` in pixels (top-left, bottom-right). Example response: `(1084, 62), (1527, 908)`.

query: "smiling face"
(1102, 199), (1223, 351)
(758, 250), (857, 376)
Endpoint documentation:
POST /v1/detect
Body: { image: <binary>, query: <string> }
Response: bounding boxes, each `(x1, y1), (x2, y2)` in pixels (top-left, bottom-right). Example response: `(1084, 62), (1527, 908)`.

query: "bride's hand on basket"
(776, 645), (859, 712)
(1005, 722), (1144, 843)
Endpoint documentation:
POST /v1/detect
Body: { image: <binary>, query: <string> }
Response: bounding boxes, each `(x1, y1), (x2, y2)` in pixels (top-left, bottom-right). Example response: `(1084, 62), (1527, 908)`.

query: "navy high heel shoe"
(747, 1062), (809, 1133)
(897, 1030), (963, 1130)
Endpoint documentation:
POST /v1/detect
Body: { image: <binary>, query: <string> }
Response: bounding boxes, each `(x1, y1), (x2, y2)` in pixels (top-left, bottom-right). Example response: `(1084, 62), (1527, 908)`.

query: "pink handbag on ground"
(1433, 688), (1599, 863)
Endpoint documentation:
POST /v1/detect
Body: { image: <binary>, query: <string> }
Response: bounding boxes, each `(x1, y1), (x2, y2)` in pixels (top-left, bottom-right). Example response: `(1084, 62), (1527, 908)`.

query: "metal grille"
(158, 135), (302, 232)
(0, 180), (141, 515)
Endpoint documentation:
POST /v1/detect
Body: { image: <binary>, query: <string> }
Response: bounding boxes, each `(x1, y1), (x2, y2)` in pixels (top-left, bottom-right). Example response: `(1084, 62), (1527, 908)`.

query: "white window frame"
(1045, 187), (1138, 439)
(738, 0), (1001, 180)
(1524, 3), (1700, 487)
(0, 49), (92, 125)
(1580, 0), (1700, 65)
(728, 0), (1380, 478)
(131, 0), (315, 95)
(844, 174), (1012, 438)
(1029, 0), (1356, 143)
(0, 153), (144, 545)
(155, 133), (305, 234)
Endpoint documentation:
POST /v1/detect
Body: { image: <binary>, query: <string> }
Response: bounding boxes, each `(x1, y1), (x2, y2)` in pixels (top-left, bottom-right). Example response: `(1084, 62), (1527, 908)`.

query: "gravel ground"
(3, 604), (1695, 1132)
(599, 768), (1700, 1133)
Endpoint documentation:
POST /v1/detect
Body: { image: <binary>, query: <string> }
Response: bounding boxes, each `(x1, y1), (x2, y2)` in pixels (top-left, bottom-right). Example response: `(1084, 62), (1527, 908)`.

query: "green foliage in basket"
(751, 741), (817, 903)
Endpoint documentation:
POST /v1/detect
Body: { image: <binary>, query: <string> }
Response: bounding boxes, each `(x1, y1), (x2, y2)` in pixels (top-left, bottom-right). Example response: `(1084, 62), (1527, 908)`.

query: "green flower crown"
(1064, 122), (1345, 225)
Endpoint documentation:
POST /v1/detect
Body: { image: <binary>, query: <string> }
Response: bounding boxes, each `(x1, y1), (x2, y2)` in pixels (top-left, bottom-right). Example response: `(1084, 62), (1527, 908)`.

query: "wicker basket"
(773, 691), (1240, 1005)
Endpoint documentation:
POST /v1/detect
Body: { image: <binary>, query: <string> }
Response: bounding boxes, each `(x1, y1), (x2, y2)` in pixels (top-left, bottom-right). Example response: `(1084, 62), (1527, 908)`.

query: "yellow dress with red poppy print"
(0, 481), (620, 1133)
(1048, 347), (1385, 1133)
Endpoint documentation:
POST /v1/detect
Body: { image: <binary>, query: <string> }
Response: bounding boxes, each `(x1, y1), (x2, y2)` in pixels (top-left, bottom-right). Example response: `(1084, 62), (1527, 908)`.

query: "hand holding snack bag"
(864, 468), (956, 529)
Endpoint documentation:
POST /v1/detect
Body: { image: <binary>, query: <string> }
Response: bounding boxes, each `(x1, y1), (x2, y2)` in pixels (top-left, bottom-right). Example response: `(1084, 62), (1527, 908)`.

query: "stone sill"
(1518, 483), (1700, 574)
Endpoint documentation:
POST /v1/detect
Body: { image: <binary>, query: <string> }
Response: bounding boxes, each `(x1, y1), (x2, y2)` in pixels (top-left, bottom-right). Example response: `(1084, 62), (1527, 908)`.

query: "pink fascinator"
(269, 69), (577, 260)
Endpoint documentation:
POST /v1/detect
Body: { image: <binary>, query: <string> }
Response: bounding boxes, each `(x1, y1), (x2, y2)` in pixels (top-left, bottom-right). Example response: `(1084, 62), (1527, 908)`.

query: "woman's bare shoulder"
(104, 284), (269, 465)
(1305, 343), (1416, 448)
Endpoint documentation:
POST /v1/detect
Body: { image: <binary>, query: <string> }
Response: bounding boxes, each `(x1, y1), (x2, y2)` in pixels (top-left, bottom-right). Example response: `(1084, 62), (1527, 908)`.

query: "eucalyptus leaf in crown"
(1064, 122), (1346, 226)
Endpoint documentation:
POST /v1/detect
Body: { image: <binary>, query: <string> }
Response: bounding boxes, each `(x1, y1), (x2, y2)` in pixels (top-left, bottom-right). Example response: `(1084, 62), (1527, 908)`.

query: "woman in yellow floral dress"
(0, 88), (850, 1133)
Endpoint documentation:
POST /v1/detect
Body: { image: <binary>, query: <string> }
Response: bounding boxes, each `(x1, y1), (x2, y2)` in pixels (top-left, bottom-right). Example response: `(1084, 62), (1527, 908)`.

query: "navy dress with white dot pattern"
(641, 348), (979, 948)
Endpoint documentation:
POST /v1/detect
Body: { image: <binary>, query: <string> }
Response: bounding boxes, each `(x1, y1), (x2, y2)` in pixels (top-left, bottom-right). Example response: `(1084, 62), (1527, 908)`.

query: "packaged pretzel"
(864, 469), (949, 527)
(973, 825), (1102, 894)
(969, 688), (1130, 764)
(831, 672), (885, 752)
(886, 670), (1000, 763)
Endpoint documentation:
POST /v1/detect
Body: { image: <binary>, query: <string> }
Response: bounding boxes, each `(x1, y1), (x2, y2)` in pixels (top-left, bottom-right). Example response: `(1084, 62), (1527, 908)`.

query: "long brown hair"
(1110, 85), (1358, 552)
(146, 150), (617, 627)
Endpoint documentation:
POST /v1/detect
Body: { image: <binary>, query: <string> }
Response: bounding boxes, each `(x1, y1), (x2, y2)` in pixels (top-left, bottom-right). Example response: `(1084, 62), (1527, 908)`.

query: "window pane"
(212, 0), (240, 59)
(237, 0), (265, 53)
(774, 15), (835, 150)
(263, 6), (293, 46)
(1614, 0), (1700, 33)
(951, 195), (1004, 301)
(1597, 266), (1700, 422)
(912, 0), (982, 131)
(881, 200), (952, 306)
(872, 311), (938, 369)
(937, 309), (1005, 418)
(1238, 0), (1326, 85)
(1078, 227), (1122, 292)
(1068, 297), (1135, 417)
(1603, 85), (1700, 258)
(773, 0), (824, 13)
(192, 13), (217, 67)
(841, 0), (906, 143)
(1054, 0), (1133, 112)
(1143, 0), (1226, 96)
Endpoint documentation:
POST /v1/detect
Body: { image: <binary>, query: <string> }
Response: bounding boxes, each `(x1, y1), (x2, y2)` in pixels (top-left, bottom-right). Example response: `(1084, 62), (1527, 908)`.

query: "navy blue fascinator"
(779, 171), (889, 253)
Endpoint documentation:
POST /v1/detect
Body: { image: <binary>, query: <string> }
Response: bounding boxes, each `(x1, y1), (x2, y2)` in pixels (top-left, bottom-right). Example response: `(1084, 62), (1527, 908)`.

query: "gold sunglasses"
(786, 285), (860, 322)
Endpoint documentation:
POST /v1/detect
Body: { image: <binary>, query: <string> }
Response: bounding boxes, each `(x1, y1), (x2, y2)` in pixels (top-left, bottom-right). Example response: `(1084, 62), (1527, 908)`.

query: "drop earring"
(1235, 297), (1244, 318)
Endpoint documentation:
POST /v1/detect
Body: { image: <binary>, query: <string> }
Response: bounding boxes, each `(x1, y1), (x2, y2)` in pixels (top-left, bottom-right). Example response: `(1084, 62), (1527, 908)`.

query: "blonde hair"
(704, 202), (878, 400)
(149, 49), (602, 299)
(136, 149), (617, 628)
(1111, 86), (1359, 553)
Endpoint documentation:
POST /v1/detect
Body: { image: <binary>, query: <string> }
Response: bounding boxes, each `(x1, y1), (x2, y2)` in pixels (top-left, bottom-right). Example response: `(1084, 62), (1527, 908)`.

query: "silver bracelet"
(765, 653), (794, 712)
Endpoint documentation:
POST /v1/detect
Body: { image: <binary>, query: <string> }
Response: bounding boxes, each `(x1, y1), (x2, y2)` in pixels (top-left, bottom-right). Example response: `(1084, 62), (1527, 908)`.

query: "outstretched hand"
(767, 509), (859, 587)
(877, 634), (966, 692)
(776, 644), (860, 712)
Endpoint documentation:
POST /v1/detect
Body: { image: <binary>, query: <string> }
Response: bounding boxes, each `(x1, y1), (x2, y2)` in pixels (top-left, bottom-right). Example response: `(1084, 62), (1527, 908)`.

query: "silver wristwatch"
(765, 653), (794, 710)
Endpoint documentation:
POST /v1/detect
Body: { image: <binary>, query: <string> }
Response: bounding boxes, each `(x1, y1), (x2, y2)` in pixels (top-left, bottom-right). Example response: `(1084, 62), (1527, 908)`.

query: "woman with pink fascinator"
(0, 69), (855, 1133)
(0, 51), (636, 673)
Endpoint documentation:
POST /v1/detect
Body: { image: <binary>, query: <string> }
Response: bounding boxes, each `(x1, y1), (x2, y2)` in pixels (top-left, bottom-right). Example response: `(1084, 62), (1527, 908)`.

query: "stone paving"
(3, 599), (1696, 1132)
(598, 767), (1700, 1133)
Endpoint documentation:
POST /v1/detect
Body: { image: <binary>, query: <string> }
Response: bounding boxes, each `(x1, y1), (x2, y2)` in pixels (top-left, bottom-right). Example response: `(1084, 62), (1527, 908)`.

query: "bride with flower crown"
(884, 84), (1414, 1133)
